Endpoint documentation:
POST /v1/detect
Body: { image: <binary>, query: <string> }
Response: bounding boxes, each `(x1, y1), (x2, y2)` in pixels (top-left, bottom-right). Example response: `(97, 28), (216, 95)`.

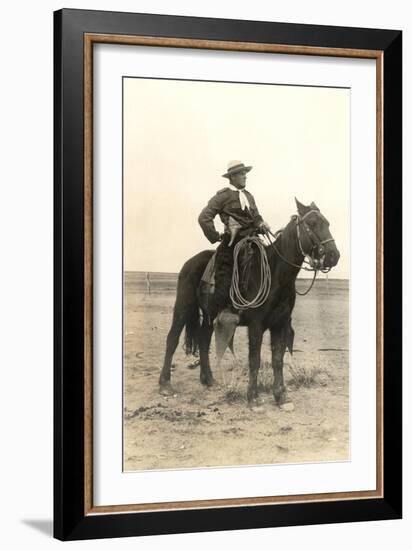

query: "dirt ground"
(123, 273), (349, 471)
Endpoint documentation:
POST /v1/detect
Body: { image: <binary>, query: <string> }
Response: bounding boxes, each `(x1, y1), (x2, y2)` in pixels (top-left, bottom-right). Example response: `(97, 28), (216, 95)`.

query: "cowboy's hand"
(259, 221), (271, 233)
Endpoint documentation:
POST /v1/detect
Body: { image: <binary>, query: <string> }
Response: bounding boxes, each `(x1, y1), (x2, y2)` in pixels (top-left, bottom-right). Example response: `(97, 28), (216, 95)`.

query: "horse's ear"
(295, 197), (307, 216)
(310, 201), (320, 211)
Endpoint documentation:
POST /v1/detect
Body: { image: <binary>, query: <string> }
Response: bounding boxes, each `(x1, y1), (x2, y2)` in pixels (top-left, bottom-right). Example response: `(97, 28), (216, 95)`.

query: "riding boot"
(214, 307), (239, 365)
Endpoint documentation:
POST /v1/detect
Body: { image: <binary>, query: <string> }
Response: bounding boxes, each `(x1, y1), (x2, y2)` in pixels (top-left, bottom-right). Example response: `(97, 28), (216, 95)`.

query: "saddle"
(200, 215), (252, 291)
(199, 239), (255, 308)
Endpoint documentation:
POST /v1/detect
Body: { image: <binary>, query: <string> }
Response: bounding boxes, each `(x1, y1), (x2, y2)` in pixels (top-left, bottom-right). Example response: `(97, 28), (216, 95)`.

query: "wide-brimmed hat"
(222, 160), (253, 179)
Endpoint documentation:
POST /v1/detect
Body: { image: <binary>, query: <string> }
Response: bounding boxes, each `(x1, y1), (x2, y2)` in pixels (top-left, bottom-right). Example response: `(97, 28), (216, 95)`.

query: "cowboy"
(198, 160), (271, 315)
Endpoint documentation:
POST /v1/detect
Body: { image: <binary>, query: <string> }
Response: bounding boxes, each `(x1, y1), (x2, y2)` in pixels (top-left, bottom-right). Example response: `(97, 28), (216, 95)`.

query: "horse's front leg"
(270, 326), (289, 406)
(247, 322), (264, 407)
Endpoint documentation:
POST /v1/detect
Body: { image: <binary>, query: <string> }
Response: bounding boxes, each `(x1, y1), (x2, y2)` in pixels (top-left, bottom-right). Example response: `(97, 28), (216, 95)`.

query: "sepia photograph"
(122, 76), (349, 472)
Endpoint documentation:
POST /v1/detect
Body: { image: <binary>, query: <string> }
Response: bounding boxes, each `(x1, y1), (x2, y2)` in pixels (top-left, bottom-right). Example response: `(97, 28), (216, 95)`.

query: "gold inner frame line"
(83, 33), (384, 516)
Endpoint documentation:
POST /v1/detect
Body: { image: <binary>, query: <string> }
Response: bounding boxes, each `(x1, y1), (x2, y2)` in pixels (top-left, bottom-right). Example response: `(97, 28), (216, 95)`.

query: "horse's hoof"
(187, 359), (200, 370)
(249, 399), (266, 413)
(280, 402), (294, 412)
(249, 404), (265, 413)
(159, 383), (174, 396)
(201, 376), (217, 388)
(274, 389), (288, 406)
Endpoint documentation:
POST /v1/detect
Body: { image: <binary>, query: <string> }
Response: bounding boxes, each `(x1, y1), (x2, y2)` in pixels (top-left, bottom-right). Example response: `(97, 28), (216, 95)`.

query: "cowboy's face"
(230, 170), (247, 189)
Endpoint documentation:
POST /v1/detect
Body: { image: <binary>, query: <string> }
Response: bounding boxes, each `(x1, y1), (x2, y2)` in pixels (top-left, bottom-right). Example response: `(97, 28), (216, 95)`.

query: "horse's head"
(295, 198), (340, 269)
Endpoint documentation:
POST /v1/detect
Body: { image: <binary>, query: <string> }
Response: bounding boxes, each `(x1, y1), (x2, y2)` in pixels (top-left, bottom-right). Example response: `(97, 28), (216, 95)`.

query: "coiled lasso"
(229, 236), (271, 310)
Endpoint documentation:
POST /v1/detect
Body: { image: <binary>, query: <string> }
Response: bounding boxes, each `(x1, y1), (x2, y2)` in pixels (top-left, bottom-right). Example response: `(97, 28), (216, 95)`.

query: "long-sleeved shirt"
(198, 187), (263, 244)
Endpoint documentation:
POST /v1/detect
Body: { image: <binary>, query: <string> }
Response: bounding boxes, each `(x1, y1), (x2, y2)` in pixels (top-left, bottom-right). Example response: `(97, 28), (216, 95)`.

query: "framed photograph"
(54, 9), (402, 541)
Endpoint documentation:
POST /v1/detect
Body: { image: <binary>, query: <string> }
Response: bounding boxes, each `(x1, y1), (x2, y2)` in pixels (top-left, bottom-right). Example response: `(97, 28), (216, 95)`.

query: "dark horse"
(159, 199), (340, 408)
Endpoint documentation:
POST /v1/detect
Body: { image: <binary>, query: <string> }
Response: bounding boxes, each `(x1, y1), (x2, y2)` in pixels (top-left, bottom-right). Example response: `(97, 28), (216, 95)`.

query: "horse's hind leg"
(199, 317), (216, 387)
(159, 311), (186, 395)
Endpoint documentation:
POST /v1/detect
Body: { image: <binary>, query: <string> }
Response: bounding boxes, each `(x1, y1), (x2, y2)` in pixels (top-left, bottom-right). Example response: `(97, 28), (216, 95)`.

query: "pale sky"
(123, 77), (350, 278)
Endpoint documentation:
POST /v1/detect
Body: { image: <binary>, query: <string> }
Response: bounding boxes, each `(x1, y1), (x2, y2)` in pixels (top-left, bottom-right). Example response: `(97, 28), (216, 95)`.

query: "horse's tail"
(174, 261), (201, 357)
(173, 249), (214, 357)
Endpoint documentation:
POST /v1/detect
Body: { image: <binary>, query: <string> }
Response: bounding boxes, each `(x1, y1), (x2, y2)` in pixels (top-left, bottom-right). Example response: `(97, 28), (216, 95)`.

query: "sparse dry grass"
(287, 363), (331, 389)
(256, 360), (333, 393)
(223, 388), (246, 404)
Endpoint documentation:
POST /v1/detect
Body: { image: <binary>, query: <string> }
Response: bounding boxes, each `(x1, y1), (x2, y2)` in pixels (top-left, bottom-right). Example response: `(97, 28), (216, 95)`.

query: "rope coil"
(230, 236), (271, 310)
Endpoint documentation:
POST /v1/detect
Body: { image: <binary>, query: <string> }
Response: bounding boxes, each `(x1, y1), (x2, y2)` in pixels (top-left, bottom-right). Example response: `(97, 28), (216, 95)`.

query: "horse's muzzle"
(323, 247), (340, 268)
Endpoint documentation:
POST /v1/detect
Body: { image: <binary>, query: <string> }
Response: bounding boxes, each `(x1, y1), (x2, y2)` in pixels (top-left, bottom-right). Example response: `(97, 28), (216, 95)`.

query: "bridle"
(296, 210), (335, 269)
(264, 209), (335, 296)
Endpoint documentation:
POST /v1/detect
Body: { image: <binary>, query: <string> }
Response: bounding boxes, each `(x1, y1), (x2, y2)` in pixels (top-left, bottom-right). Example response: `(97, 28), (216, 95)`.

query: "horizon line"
(124, 270), (349, 280)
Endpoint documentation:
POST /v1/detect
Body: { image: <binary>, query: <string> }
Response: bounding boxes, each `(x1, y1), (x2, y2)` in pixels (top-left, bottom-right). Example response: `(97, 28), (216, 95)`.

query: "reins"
(263, 231), (317, 296)
(265, 230), (313, 271)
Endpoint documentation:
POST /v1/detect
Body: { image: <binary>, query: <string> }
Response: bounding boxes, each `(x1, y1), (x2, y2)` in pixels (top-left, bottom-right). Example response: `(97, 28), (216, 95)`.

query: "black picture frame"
(54, 8), (402, 541)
